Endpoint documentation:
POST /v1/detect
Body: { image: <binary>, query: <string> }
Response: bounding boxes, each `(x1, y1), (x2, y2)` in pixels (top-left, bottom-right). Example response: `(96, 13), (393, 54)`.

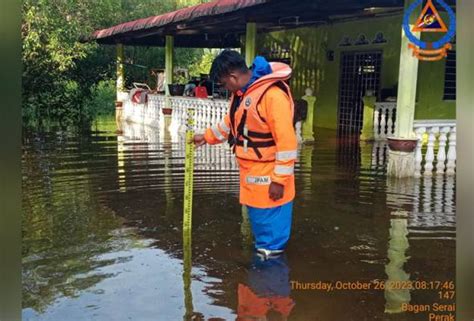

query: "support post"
(302, 88), (316, 142)
(163, 35), (174, 120)
(116, 44), (125, 98)
(115, 44), (125, 126)
(165, 35), (174, 97)
(245, 22), (256, 66)
(394, 30), (419, 138)
(387, 0), (420, 178)
(360, 93), (376, 141)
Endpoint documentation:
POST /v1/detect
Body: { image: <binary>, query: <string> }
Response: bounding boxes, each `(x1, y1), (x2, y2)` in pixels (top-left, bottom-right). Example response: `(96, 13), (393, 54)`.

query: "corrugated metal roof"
(85, 0), (438, 47)
(90, 0), (268, 41)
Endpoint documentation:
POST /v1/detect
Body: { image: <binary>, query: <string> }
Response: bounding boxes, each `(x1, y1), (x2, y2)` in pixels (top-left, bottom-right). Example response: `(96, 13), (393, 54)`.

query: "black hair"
(209, 49), (248, 82)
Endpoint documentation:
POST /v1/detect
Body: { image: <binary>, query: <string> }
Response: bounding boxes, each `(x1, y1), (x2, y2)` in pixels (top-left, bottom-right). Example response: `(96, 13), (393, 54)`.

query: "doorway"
(337, 51), (382, 137)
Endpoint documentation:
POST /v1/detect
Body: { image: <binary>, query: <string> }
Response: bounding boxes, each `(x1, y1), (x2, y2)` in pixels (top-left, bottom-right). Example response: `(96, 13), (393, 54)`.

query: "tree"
(22, 0), (211, 129)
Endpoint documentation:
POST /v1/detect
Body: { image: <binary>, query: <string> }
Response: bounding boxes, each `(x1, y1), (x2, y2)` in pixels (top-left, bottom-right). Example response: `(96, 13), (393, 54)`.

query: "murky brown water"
(22, 118), (455, 321)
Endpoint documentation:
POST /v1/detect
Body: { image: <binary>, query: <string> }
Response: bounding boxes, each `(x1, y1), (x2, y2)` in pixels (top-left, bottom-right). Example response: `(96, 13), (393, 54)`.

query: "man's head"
(210, 50), (252, 93)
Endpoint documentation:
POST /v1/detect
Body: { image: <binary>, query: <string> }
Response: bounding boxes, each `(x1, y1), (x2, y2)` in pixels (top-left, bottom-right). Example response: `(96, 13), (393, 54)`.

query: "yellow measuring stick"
(182, 106), (195, 318)
(183, 106), (195, 232)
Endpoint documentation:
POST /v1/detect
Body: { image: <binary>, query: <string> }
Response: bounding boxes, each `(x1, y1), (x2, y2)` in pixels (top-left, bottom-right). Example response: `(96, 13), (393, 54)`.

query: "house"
(84, 0), (457, 178)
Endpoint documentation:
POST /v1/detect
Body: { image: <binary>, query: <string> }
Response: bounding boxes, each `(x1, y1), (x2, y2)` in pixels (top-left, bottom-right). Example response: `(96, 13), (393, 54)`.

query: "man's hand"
(192, 134), (206, 147)
(269, 182), (284, 201)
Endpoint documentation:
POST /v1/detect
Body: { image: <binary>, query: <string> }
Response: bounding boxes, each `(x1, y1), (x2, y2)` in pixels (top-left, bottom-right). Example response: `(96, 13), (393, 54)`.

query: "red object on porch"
(195, 86), (208, 98)
(130, 89), (148, 104)
(90, 0), (266, 41)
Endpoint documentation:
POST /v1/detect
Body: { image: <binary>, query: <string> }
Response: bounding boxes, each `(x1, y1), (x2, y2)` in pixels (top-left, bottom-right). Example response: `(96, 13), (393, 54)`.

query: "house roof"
(83, 0), (455, 48)
(88, 0), (267, 46)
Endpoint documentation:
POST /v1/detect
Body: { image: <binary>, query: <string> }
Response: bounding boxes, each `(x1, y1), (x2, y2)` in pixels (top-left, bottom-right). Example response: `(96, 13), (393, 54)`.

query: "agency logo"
(245, 97), (252, 107)
(403, 0), (456, 61)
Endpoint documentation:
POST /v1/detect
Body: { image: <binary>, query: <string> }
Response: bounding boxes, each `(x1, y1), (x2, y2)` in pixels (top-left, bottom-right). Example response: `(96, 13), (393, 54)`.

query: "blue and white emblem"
(245, 97), (252, 107)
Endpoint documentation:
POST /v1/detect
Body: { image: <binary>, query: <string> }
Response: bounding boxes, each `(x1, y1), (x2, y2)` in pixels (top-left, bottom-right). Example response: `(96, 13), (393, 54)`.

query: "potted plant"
(387, 136), (418, 152)
(168, 72), (188, 96)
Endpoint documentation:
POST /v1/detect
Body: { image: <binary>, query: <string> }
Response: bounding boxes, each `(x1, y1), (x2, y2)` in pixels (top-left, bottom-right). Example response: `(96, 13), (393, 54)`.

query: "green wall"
(257, 13), (456, 131)
(416, 25), (456, 120)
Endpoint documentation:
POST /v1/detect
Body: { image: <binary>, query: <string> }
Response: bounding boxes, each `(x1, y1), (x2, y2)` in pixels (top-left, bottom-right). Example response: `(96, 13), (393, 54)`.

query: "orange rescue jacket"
(204, 62), (298, 208)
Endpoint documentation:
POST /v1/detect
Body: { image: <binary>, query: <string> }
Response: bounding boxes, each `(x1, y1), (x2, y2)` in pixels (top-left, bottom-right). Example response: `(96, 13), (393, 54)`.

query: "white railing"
(413, 119), (456, 177)
(122, 94), (165, 128)
(122, 94), (229, 134)
(121, 93), (310, 146)
(169, 96), (228, 134)
(121, 93), (309, 142)
(374, 102), (396, 140)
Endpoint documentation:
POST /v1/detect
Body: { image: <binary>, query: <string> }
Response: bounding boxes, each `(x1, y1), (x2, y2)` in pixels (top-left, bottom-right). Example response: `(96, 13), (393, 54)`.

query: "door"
(337, 51), (382, 137)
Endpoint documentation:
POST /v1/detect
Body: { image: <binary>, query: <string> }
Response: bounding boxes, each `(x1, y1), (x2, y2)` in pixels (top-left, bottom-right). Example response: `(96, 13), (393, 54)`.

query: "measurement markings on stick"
(183, 106), (195, 319)
(183, 106), (195, 232)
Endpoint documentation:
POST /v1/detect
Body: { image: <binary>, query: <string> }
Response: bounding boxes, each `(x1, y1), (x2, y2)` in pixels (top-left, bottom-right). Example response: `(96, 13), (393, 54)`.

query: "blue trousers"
(247, 201), (293, 251)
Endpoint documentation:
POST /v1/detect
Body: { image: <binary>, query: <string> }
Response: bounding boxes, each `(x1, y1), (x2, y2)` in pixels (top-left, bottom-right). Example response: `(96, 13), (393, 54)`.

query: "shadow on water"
(22, 117), (455, 321)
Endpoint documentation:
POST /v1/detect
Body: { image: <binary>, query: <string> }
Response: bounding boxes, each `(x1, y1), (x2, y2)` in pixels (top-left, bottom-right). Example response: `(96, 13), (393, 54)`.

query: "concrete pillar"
(165, 35), (174, 97)
(360, 95), (377, 141)
(394, 28), (419, 138)
(245, 22), (257, 66)
(302, 88), (316, 142)
(164, 35), (174, 127)
(116, 44), (125, 98)
(115, 44), (126, 125)
(387, 0), (420, 178)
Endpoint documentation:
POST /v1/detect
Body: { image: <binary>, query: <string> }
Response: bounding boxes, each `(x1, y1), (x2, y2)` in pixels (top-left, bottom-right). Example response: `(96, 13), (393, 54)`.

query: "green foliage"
(83, 80), (116, 120)
(22, 0), (115, 129)
(188, 49), (218, 77)
(22, 0), (211, 130)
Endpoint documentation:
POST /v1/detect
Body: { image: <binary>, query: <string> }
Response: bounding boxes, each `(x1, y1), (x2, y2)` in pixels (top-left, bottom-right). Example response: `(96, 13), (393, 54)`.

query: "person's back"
(193, 50), (297, 259)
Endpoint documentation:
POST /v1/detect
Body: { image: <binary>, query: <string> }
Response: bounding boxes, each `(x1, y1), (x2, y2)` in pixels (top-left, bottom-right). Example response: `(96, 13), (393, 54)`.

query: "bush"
(82, 80), (116, 121)
(22, 79), (84, 130)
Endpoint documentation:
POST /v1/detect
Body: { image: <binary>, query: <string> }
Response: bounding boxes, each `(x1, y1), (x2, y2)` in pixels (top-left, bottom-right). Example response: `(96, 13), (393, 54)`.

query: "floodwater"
(22, 117), (455, 321)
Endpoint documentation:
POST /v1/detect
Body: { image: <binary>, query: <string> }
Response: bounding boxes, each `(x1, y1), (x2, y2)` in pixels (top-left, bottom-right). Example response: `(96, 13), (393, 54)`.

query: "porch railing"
(413, 119), (456, 177)
(121, 93), (305, 141)
(374, 102), (396, 140)
(122, 94), (165, 127)
(169, 96), (228, 133)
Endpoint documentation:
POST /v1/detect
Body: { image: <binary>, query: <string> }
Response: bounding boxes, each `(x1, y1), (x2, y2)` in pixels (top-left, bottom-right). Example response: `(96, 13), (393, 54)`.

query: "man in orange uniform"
(193, 50), (297, 258)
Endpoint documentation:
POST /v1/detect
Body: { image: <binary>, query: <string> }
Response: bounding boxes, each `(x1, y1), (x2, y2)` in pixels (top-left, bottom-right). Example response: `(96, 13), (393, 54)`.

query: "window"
(443, 50), (456, 100)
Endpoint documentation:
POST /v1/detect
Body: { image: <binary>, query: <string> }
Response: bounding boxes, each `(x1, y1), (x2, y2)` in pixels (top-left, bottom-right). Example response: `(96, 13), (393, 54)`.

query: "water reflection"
(237, 255), (295, 321)
(183, 225), (197, 320)
(241, 205), (253, 252)
(298, 144), (314, 202)
(386, 176), (456, 241)
(22, 119), (455, 320)
(384, 217), (410, 314)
